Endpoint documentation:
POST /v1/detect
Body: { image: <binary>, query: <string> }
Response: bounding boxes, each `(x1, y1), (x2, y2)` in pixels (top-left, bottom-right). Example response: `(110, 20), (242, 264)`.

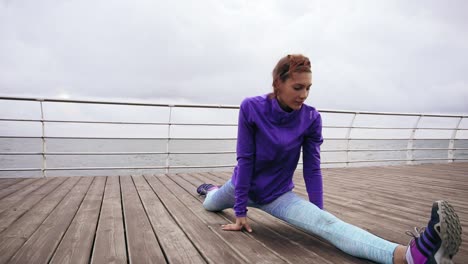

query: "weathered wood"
(211, 164), (468, 263)
(197, 172), (371, 263)
(0, 177), (67, 233)
(0, 178), (39, 200)
(0, 178), (23, 190)
(186, 172), (368, 264)
(0, 162), (466, 264)
(132, 175), (206, 264)
(0, 178), (47, 214)
(0, 177), (80, 264)
(293, 165), (468, 262)
(91, 176), (127, 264)
(318, 167), (468, 204)
(8, 177), (93, 264)
(145, 174), (246, 264)
(120, 175), (166, 263)
(160, 173), (292, 264)
(49, 177), (106, 264)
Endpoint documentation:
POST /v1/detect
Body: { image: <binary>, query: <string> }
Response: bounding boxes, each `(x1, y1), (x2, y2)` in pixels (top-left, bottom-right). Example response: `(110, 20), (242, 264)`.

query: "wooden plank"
(0, 178), (23, 190)
(387, 163), (468, 183)
(132, 175), (205, 264)
(0, 178), (50, 208)
(215, 165), (468, 263)
(144, 174), (246, 264)
(0, 177), (80, 263)
(186, 172), (367, 264)
(0, 178), (39, 199)
(0, 177), (67, 232)
(0, 162), (465, 264)
(320, 167), (468, 204)
(314, 178), (468, 222)
(328, 164), (468, 186)
(50, 177), (106, 264)
(159, 174), (294, 264)
(91, 176), (127, 264)
(293, 166), (468, 263)
(322, 175), (468, 212)
(324, 168), (468, 245)
(300, 166), (468, 209)
(120, 176), (166, 263)
(304, 169), (468, 219)
(8, 177), (93, 264)
(294, 177), (445, 240)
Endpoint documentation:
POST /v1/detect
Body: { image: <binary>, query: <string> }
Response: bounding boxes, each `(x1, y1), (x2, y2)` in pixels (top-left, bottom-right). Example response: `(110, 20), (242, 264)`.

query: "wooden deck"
(0, 163), (467, 264)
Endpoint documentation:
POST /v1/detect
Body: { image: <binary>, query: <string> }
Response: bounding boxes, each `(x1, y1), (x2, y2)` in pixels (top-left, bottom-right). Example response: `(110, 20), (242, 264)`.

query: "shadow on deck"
(0, 163), (467, 263)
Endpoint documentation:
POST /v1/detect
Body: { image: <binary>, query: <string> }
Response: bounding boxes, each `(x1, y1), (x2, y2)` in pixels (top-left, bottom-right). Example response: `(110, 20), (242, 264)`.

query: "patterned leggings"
(203, 179), (399, 264)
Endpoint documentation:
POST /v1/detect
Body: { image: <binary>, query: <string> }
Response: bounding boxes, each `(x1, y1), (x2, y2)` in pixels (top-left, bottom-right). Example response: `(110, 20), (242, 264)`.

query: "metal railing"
(0, 96), (467, 177)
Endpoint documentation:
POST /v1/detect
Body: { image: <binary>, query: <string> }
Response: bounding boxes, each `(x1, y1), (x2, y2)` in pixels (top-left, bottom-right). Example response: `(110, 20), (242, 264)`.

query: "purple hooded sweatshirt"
(231, 94), (324, 217)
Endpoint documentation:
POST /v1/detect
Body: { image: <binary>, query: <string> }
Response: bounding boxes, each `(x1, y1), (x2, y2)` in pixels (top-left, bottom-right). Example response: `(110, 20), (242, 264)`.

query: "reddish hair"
(270, 54), (312, 97)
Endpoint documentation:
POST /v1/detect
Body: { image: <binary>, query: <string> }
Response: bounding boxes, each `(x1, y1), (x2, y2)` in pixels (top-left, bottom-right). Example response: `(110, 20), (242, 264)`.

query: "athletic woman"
(197, 54), (462, 264)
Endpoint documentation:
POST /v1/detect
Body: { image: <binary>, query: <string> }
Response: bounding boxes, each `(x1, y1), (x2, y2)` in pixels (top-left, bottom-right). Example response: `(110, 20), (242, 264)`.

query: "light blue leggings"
(203, 179), (399, 264)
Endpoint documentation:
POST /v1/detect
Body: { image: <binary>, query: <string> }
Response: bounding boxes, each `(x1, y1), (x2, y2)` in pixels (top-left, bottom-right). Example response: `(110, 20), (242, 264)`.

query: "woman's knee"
(202, 199), (220, 212)
(201, 181), (235, 212)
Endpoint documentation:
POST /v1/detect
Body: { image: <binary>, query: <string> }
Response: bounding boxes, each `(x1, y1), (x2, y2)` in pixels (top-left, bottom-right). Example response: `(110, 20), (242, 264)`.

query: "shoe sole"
(435, 200), (462, 264)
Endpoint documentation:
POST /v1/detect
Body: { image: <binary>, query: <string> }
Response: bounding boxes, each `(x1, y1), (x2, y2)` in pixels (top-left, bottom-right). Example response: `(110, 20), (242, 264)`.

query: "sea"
(1, 138), (467, 178)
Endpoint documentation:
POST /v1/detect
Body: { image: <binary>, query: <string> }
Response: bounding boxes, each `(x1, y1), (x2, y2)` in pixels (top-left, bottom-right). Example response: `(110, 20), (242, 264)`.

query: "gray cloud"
(1, 0), (467, 114)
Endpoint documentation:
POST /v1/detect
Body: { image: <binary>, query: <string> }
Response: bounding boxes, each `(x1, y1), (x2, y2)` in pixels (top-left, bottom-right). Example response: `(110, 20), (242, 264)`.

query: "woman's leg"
(202, 179), (237, 212)
(259, 192), (399, 264)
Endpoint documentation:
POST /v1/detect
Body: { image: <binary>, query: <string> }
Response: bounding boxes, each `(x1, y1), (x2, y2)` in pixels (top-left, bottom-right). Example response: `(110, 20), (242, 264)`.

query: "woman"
(196, 54), (462, 264)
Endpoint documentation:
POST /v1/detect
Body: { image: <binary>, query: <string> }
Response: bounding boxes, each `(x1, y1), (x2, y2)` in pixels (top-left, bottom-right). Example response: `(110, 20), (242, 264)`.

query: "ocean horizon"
(1, 138), (467, 178)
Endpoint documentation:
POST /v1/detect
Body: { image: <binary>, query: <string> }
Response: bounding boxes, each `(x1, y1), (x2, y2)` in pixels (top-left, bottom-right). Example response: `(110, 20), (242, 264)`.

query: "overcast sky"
(1, 0), (467, 114)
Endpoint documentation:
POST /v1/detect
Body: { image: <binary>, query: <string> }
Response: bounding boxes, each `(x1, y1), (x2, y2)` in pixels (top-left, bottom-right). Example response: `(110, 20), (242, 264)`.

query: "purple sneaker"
(406, 200), (462, 264)
(196, 183), (218, 195)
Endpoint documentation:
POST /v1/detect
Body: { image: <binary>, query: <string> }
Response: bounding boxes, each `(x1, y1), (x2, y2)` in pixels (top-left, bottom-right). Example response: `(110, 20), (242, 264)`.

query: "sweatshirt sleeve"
(302, 111), (324, 209)
(233, 99), (256, 217)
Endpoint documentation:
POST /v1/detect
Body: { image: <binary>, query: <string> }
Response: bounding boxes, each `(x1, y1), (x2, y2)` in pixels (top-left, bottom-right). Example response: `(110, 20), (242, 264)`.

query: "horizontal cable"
(325, 138), (468, 140)
(322, 149), (403, 152)
(319, 157), (462, 164)
(0, 151), (237, 155)
(317, 108), (467, 118)
(44, 164), (236, 171)
(0, 136), (238, 140)
(4, 147), (468, 156)
(325, 158), (407, 163)
(3, 118), (467, 131)
(0, 96), (240, 109)
(3, 157), (468, 172)
(2, 136), (468, 141)
(323, 125), (468, 131)
(5, 95), (466, 117)
(321, 147), (466, 153)
(0, 168), (42, 172)
(0, 118), (238, 126)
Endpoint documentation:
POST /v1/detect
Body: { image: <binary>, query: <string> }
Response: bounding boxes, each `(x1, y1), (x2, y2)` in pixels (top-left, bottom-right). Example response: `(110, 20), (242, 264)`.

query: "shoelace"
(405, 227), (426, 239)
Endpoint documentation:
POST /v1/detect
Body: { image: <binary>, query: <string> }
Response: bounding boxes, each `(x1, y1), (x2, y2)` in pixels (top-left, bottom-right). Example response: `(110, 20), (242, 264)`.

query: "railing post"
(345, 113), (357, 166)
(165, 105), (173, 174)
(407, 115), (422, 165)
(448, 117), (463, 163)
(39, 101), (47, 177)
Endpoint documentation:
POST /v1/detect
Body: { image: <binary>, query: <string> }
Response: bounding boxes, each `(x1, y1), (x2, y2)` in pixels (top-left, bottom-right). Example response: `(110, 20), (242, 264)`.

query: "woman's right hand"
(221, 217), (253, 233)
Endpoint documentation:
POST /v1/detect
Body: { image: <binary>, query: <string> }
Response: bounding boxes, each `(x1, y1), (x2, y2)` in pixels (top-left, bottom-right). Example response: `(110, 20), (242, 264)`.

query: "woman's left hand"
(221, 217), (253, 233)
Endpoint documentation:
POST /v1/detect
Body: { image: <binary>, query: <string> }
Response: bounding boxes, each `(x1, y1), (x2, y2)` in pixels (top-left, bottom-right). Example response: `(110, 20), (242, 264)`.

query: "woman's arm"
(302, 111), (324, 209)
(232, 99), (256, 218)
(223, 99), (256, 232)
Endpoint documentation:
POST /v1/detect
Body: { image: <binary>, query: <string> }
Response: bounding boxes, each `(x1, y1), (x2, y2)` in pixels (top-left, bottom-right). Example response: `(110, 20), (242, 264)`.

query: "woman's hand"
(221, 217), (253, 233)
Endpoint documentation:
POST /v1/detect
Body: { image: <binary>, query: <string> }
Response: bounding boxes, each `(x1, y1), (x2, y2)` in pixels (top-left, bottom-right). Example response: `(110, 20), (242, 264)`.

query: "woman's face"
(276, 72), (312, 111)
